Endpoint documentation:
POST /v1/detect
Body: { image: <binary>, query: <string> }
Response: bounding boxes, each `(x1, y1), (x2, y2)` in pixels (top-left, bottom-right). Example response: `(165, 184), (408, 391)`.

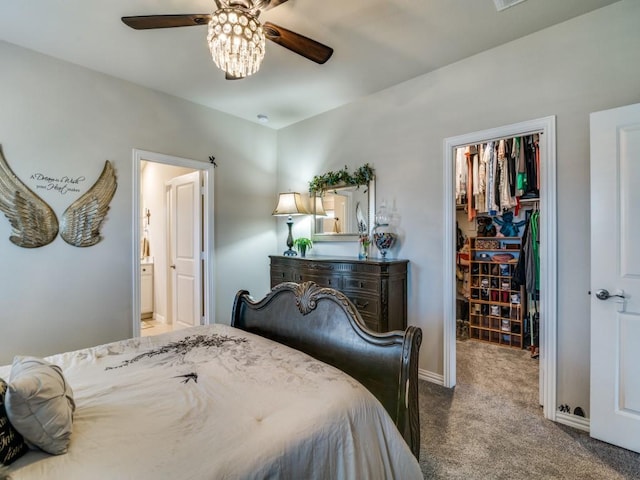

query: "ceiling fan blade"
(263, 22), (333, 64)
(121, 14), (211, 30)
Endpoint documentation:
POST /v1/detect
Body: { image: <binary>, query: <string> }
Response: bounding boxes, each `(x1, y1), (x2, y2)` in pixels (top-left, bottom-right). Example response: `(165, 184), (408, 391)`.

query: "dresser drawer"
(342, 277), (380, 294)
(344, 292), (379, 317)
(270, 268), (297, 285)
(299, 273), (342, 290)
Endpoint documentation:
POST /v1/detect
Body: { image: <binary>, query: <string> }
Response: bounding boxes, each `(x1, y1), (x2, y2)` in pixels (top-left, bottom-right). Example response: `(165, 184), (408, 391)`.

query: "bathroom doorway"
(132, 149), (215, 337)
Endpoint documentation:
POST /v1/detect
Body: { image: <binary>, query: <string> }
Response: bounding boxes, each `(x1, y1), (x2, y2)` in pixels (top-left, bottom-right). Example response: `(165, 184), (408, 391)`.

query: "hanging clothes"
(507, 138), (516, 198)
(484, 141), (498, 215)
(476, 143), (487, 214)
(454, 135), (540, 219)
(472, 146), (480, 207)
(535, 133), (541, 193)
(530, 209), (540, 291)
(523, 135), (539, 198)
(515, 136), (526, 197)
(455, 147), (467, 204)
(497, 139), (516, 211)
(465, 146), (477, 221)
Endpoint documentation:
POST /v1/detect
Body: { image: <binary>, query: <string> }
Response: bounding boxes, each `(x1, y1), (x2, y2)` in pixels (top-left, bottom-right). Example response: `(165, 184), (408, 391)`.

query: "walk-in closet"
(454, 134), (542, 390)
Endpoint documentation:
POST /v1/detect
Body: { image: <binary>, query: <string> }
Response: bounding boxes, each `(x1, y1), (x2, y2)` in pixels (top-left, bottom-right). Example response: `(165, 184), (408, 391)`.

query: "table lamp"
(272, 192), (309, 256)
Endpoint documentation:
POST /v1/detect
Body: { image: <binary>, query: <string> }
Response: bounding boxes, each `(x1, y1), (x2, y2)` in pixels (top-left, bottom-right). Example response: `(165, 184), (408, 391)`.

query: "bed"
(1, 281), (422, 479)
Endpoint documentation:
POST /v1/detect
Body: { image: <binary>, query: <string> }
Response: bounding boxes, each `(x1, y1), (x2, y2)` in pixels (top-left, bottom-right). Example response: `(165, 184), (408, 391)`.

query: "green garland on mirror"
(308, 164), (375, 193)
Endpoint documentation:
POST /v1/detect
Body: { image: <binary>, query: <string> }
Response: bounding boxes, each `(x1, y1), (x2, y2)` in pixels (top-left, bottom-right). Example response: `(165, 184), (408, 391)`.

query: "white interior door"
(590, 102), (640, 453)
(169, 171), (202, 328)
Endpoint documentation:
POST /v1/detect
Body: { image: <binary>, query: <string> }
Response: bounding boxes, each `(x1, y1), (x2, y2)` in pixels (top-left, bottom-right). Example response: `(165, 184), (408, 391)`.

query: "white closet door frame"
(442, 116), (557, 422)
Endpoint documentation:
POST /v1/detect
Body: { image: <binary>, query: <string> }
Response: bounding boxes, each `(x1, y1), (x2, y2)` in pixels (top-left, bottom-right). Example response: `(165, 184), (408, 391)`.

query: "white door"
(590, 102), (640, 453)
(169, 171), (202, 328)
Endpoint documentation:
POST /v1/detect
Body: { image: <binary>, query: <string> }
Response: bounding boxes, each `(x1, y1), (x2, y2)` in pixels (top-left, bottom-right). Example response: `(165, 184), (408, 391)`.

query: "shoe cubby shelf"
(468, 236), (524, 349)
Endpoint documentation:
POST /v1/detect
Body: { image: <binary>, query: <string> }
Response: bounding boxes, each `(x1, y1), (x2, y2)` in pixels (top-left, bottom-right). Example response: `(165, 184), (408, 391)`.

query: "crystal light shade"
(207, 7), (266, 78)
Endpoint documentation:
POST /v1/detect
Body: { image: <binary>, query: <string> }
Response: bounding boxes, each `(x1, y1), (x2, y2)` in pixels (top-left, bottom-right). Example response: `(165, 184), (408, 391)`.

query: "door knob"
(170, 264), (176, 269)
(595, 289), (625, 300)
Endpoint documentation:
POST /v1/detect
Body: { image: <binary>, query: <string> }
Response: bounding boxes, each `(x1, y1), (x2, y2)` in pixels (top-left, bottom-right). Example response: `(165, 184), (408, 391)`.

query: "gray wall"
(0, 41), (277, 364)
(276, 0), (640, 415)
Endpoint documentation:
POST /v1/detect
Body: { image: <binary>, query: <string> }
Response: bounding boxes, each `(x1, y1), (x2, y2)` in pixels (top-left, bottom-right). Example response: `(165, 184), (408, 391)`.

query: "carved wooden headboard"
(231, 281), (422, 459)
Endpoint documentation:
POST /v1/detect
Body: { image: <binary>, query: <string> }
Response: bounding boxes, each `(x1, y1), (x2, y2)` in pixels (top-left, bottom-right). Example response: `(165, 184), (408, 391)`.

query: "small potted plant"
(293, 237), (313, 257)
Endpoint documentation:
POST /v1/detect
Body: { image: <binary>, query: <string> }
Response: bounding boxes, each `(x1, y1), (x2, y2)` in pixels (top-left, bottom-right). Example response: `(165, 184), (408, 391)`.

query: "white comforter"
(2, 325), (422, 479)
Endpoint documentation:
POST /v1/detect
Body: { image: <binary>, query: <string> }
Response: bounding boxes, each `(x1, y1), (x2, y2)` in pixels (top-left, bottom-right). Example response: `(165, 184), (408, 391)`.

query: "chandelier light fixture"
(122, 1), (334, 80)
(207, 6), (266, 78)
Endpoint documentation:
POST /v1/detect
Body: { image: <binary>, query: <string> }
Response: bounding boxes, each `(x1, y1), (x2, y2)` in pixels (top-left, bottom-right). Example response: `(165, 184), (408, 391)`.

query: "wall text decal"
(30, 173), (87, 195)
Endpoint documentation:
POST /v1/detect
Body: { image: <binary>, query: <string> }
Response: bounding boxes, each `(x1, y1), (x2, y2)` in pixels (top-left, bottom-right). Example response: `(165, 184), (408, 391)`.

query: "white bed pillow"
(5, 356), (75, 455)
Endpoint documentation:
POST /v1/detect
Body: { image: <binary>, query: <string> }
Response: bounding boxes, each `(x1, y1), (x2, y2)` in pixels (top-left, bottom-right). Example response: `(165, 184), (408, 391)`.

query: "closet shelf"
(468, 236), (525, 349)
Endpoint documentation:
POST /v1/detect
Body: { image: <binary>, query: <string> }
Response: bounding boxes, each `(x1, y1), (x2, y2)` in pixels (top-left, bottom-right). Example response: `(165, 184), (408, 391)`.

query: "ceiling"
(0, 0), (620, 129)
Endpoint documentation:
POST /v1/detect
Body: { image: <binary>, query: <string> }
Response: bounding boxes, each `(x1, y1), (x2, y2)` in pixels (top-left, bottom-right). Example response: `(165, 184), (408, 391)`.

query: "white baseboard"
(555, 411), (590, 432)
(419, 368), (445, 386)
(153, 313), (166, 324)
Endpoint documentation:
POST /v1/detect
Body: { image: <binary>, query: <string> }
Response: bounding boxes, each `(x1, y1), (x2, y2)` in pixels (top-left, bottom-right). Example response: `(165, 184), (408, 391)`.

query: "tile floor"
(140, 319), (188, 337)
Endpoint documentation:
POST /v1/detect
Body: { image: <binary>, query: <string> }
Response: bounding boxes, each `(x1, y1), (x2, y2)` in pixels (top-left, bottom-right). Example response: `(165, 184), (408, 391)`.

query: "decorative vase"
(358, 239), (369, 260)
(372, 204), (397, 258)
(299, 245), (307, 257)
(372, 227), (396, 258)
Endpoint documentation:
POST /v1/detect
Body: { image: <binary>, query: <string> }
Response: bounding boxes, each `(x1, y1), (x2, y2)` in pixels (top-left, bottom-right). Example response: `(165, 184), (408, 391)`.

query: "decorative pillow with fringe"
(0, 378), (28, 466)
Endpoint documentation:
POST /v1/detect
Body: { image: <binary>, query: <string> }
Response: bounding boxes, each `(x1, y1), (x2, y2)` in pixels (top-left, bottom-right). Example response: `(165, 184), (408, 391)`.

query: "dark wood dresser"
(269, 255), (409, 332)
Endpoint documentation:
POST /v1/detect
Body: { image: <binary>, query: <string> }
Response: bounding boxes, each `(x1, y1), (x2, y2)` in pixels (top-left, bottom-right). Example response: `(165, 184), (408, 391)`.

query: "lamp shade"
(314, 196), (327, 216)
(272, 192), (309, 216)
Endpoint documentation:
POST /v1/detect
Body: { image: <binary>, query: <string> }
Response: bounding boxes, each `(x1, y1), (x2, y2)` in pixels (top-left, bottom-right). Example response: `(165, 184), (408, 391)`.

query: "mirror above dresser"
(309, 165), (375, 243)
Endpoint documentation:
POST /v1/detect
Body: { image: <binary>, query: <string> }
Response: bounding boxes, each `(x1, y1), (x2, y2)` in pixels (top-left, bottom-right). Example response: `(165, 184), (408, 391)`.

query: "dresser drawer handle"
(355, 301), (369, 309)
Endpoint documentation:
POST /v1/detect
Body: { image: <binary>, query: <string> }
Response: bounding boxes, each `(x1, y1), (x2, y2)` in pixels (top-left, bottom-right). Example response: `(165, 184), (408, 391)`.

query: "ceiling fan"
(121, 0), (333, 79)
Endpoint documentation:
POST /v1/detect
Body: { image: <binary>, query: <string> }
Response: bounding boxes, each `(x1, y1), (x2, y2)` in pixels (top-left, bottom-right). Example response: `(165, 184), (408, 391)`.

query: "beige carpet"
(418, 340), (640, 479)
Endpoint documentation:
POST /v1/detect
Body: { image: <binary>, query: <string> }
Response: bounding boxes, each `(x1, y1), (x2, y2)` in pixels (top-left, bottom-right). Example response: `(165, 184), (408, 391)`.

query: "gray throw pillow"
(5, 357), (75, 455)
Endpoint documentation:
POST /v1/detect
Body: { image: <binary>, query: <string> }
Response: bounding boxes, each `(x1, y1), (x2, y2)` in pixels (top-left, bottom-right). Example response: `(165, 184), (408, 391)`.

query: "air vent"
(493, 0), (528, 12)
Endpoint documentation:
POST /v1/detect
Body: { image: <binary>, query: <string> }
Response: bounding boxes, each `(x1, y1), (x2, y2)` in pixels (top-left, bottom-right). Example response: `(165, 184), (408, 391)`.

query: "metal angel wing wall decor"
(60, 161), (117, 247)
(0, 145), (117, 248)
(0, 146), (59, 248)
